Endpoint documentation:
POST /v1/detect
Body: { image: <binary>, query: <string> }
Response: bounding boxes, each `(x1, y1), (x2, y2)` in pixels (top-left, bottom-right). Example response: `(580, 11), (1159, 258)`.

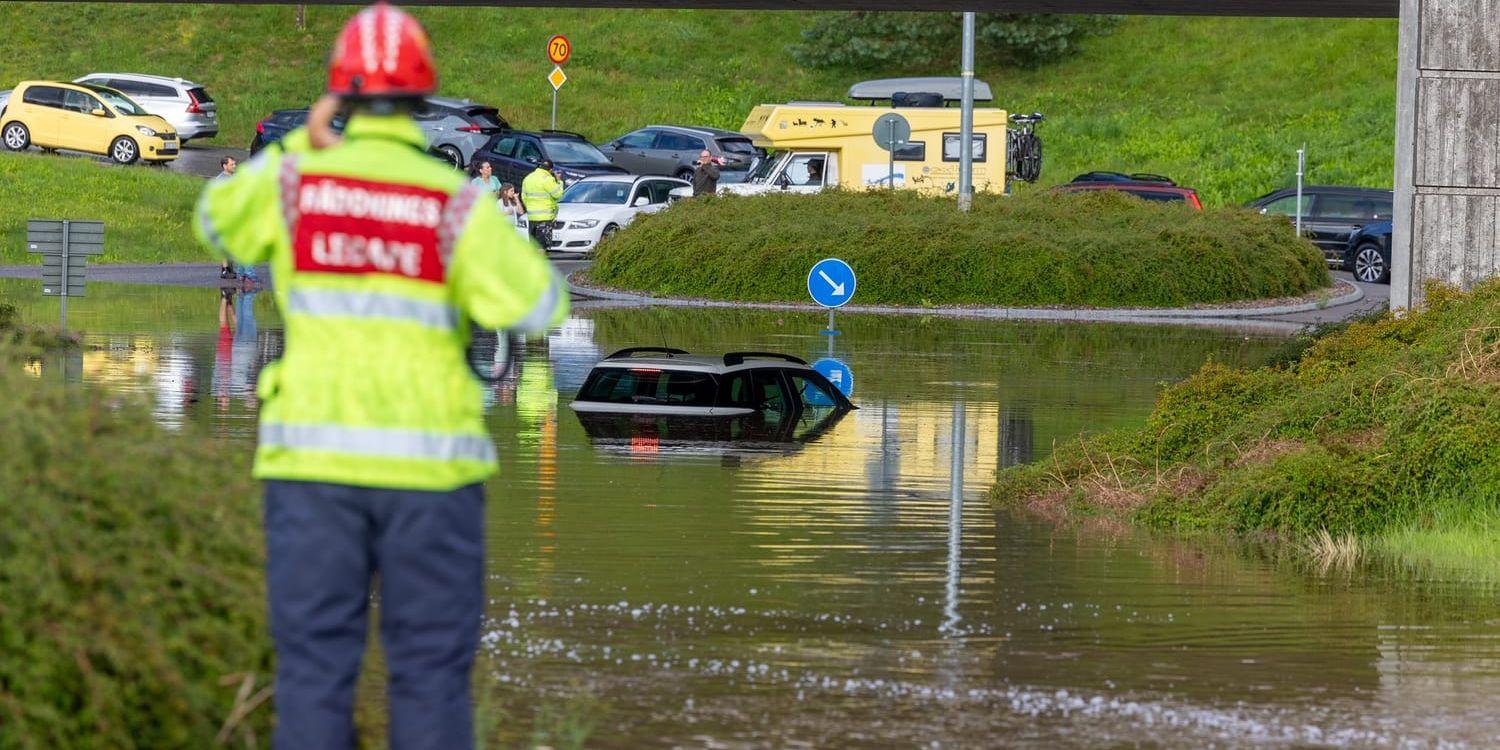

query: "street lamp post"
(958, 12), (976, 212)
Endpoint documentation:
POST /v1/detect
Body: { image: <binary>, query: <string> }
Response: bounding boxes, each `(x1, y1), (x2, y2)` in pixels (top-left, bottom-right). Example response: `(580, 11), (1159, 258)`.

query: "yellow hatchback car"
(1, 81), (179, 164)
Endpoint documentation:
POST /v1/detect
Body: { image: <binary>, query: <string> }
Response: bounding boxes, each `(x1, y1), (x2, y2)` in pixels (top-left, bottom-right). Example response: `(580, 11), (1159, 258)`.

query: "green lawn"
(0, 4), (1395, 211)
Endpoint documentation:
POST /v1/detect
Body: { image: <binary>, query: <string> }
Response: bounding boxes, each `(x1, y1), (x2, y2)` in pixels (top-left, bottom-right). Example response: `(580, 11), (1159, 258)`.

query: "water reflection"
(10, 278), (1500, 747)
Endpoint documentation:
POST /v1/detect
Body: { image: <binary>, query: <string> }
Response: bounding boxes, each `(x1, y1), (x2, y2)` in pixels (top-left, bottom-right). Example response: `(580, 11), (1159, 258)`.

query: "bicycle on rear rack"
(1006, 112), (1045, 184)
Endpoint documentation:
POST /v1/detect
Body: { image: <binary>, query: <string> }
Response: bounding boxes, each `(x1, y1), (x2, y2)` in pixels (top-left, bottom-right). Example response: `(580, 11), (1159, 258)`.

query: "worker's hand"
(308, 94), (344, 150)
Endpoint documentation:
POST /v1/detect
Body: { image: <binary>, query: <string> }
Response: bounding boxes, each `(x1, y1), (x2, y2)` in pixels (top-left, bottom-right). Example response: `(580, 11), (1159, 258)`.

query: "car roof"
(18, 80), (101, 93)
(646, 125), (752, 139)
(78, 72), (200, 88)
(592, 349), (813, 375)
(1253, 186), (1393, 201)
(1061, 183), (1197, 193)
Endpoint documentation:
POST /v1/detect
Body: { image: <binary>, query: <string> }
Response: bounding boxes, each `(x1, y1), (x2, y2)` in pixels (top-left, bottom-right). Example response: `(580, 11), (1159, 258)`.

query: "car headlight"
(135, 125), (159, 137)
(569, 219), (599, 229)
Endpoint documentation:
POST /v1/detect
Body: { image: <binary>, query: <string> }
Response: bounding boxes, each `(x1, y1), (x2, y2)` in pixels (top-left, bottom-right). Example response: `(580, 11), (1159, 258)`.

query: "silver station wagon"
(570, 348), (854, 417)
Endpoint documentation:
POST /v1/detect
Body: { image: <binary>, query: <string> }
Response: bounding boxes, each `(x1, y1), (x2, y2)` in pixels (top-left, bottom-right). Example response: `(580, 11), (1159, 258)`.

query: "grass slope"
(589, 189), (1330, 307)
(0, 4), (1395, 208)
(991, 279), (1500, 577)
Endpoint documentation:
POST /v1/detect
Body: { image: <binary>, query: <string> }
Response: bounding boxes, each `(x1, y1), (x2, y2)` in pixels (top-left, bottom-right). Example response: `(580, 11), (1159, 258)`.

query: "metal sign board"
(872, 113), (911, 151)
(807, 258), (857, 308)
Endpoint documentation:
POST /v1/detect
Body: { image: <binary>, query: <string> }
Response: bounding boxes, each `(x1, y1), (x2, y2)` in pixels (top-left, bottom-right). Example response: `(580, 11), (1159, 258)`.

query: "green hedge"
(587, 190), (1330, 308)
(0, 339), (271, 748)
(991, 278), (1500, 542)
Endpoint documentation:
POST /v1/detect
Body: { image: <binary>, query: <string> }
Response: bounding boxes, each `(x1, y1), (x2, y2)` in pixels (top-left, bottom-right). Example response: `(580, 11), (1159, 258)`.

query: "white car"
(0, 89), (10, 116)
(547, 175), (689, 254)
(71, 73), (218, 142)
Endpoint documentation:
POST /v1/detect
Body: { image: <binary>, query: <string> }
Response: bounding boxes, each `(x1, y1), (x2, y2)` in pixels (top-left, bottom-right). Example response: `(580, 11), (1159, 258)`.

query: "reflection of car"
(1343, 220), (1392, 284)
(570, 348), (855, 417)
(549, 175), (689, 254)
(576, 407), (848, 460)
(72, 73), (219, 142)
(1247, 186), (1392, 266)
(471, 129), (627, 188)
(1053, 172), (1203, 209)
(599, 125), (765, 183)
(2, 81), (178, 164)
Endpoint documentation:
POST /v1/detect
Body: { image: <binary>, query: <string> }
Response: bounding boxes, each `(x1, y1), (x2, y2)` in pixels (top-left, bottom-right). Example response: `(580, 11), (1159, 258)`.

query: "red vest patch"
(291, 175), (450, 283)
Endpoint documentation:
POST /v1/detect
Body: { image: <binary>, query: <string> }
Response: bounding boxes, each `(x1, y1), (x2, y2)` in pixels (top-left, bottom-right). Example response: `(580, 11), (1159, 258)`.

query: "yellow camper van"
(723, 78), (1010, 197)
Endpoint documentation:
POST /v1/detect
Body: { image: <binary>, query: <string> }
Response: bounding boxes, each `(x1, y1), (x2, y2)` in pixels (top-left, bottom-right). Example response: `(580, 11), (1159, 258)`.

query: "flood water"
(8, 278), (1500, 749)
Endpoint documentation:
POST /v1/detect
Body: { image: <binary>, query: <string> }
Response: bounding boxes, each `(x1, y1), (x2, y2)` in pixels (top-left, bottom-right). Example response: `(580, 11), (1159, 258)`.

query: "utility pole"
(958, 12), (976, 213)
(296, 3), (306, 31)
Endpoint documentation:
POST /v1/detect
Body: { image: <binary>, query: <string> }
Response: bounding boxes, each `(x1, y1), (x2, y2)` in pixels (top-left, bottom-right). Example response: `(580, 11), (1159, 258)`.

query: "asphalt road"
(1259, 270), (1389, 326)
(3, 141), (248, 178)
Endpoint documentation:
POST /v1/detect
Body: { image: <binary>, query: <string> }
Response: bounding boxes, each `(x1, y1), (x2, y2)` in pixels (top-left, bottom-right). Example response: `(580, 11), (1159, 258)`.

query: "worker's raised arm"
(448, 199), (568, 333)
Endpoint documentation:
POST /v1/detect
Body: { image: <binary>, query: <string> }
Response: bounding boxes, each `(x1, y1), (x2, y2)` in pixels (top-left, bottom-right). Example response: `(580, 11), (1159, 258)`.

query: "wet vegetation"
(588, 190), (1329, 308)
(0, 152), (200, 265)
(0, 5), (1394, 206)
(991, 279), (1500, 575)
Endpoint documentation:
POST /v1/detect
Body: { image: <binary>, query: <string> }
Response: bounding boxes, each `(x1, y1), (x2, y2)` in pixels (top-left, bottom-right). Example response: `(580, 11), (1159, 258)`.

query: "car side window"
(62, 90), (100, 114)
(616, 130), (655, 150)
(1317, 194), (1384, 220)
(645, 180), (678, 204)
(104, 79), (144, 96)
(788, 372), (839, 410)
(751, 370), (788, 415)
(22, 86), (64, 108)
(142, 82), (177, 98)
(1259, 194), (1311, 217)
(720, 373), (753, 408)
(658, 132), (705, 152)
(1374, 198), (1393, 219)
(487, 135), (518, 157)
(515, 139), (544, 164)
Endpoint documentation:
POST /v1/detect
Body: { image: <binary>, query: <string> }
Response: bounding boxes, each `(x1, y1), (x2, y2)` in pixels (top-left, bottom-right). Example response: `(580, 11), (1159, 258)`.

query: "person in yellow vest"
(521, 158), (564, 249)
(192, 4), (567, 748)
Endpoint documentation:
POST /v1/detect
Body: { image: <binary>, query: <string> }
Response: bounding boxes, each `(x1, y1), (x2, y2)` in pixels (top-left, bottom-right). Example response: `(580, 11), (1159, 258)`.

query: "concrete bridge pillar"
(1392, 0), (1500, 308)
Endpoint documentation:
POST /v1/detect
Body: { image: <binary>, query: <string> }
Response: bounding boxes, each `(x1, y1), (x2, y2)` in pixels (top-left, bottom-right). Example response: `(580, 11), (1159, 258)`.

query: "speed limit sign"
(548, 35), (571, 65)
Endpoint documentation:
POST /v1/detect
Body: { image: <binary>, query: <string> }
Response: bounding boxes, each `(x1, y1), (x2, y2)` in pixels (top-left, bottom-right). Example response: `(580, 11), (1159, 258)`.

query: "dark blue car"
(1344, 221), (1392, 284)
(469, 130), (627, 188)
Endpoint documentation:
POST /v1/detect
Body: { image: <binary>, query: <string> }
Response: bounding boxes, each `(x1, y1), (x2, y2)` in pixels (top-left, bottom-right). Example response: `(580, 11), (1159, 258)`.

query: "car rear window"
(188, 87), (214, 104)
(464, 107), (508, 130)
(578, 369), (718, 406)
(271, 110), (308, 127)
(716, 138), (758, 155)
(1124, 189), (1186, 203)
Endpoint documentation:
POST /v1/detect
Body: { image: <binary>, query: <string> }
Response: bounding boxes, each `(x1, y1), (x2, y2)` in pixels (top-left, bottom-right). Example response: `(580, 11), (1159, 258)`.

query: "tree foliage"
(791, 12), (1121, 71)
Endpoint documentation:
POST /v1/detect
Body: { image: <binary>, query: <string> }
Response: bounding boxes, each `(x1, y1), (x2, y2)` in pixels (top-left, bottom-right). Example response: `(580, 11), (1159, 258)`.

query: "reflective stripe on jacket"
(521, 168), (564, 222)
(194, 115), (568, 491)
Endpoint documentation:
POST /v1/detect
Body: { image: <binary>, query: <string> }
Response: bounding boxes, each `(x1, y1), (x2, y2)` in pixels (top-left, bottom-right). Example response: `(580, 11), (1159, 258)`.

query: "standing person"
(521, 159), (563, 249)
(217, 156), (238, 279)
(691, 149), (720, 196)
(470, 159), (501, 194)
(498, 182), (528, 239)
(192, 4), (568, 748)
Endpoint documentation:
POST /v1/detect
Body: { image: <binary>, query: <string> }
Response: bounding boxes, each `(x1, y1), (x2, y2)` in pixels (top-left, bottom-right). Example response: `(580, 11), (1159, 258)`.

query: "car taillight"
(186, 90), (202, 114)
(457, 124), (484, 133)
(256, 120), (265, 135)
(1188, 193), (1203, 210)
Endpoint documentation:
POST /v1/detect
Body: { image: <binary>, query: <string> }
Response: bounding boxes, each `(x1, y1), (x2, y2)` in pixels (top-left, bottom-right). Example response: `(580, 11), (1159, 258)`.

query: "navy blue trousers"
(264, 480), (485, 750)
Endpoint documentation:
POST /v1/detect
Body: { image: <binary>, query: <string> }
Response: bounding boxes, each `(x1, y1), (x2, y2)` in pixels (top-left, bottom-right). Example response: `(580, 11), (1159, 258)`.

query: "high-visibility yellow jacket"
(194, 115), (568, 491)
(521, 167), (564, 222)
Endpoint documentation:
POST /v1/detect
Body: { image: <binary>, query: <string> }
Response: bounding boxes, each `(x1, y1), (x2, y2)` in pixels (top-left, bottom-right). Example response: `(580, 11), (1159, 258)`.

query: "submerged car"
(570, 348), (854, 417)
(576, 406), (848, 461)
(548, 175), (688, 254)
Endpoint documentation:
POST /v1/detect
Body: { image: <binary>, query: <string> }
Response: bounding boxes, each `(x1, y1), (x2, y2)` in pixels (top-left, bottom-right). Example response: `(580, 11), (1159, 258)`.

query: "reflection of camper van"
(722, 78), (1010, 197)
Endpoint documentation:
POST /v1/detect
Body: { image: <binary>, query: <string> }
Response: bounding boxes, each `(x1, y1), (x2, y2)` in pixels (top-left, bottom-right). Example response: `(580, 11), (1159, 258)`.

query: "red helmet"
(328, 3), (436, 99)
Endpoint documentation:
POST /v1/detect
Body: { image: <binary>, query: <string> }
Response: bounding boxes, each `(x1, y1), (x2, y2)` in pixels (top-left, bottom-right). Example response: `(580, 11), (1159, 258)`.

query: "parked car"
(0, 89), (10, 117)
(2, 81), (178, 164)
(571, 348), (854, 417)
(1343, 220), (1392, 284)
(471, 129), (626, 187)
(598, 125), (765, 183)
(249, 108), (345, 155)
(1247, 186), (1392, 266)
(415, 96), (509, 169)
(548, 175), (689, 254)
(72, 73), (218, 142)
(1054, 172), (1204, 209)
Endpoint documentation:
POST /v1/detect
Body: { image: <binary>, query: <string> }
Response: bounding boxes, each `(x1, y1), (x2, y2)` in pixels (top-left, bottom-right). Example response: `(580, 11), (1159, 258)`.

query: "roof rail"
(723, 352), (809, 367)
(605, 347), (689, 360)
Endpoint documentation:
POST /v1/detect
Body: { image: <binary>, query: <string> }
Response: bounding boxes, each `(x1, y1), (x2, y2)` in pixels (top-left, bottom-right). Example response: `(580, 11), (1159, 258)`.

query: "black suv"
(470, 130), (627, 187)
(1246, 186), (1393, 266)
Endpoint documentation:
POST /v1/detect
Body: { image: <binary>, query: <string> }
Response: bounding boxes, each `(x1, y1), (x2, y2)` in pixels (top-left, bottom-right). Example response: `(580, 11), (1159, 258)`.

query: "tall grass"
(590, 188), (1330, 308)
(0, 4), (1394, 208)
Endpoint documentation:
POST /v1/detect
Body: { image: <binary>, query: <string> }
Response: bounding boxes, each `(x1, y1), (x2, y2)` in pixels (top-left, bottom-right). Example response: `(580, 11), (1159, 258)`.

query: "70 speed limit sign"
(548, 35), (571, 65)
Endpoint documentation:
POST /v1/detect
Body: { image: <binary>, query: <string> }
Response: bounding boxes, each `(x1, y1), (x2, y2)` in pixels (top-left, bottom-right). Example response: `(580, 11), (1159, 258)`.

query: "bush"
(0, 343), (271, 748)
(790, 12), (1120, 70)
(587, 189), (1329, 308)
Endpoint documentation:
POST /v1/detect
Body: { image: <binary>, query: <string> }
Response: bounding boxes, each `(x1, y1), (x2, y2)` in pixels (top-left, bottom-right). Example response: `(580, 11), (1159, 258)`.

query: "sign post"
(27, 219), (104, 332)
(547, 34), (571, 130)
(808, 258), (857, 400)
(872, 113), (910, 190)
(958, 11), (976, 212)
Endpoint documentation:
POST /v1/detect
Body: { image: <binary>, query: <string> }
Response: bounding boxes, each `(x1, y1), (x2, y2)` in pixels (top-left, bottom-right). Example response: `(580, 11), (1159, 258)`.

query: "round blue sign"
(807, 258), (857, 308)
(812, 357), (854, 398)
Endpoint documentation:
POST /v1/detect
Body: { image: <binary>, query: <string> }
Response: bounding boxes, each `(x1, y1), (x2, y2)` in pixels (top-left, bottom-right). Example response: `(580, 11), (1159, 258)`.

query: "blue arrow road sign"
(813, 357), (854, 399)
(807, 258), (856, 308)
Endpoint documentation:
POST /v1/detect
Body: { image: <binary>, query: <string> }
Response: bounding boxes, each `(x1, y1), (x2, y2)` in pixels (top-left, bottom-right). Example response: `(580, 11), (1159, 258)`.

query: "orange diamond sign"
(548, 65), (568, 91)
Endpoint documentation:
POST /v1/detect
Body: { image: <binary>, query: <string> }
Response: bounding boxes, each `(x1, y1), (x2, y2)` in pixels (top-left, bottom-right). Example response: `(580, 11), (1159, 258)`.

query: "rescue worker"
(521, 158), (564, 249)
(192, 4), (567, 748)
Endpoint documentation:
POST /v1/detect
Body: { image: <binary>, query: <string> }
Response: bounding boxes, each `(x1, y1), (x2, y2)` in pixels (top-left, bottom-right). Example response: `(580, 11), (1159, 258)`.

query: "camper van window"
(748, 152), (788, 184)
(786, 154), (827, 187)
(942, 133), (987, 163)
(894, 142), (926, 161)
